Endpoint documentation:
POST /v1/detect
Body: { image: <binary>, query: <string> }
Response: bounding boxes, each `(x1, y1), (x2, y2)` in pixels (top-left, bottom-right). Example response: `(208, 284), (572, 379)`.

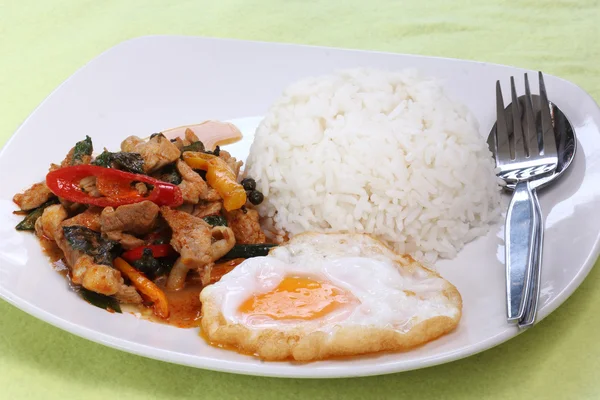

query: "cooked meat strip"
(160, 207), (213, 268)
(176, 159), (208, 204)
(219, 150), (243, 178)
(63, 207), (103, 231)
(192, 201), (222, 218)
(100, 201), (159, 235)
(79, 176), (101, 197)
(179, 180), (206, 205)
(41, 210), (121, 295)
(224, 208), (266, 244)
(176, 203), (194, 214)
(33, 204), (129, 297)
(177, 159), (202, 183)
(76, 256), (122, 295)
(104, 231), (145, 250)
(121, 134), (180, 173)
(35, 204), (68, 240)
(13, 182), (55, 211)
(114, 284), (143, 304)
(197, 202), (223, 218)
(59, 198), (85, 214)
(48, 144), (93, 171)
(161, 207), (235, 289)
(100, 201), (159, 249)
(210, 225), (236, 260)
(204, 187), (221, 202)
(171, 137), (185, 150)
(184, 128), (199, 143)
(134, 182), (148, 195)
(167, 258), (197, 291)
(60, 209), (123, 294)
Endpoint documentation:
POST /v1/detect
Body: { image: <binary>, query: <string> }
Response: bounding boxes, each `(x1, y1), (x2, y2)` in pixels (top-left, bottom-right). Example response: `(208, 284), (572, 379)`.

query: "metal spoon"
(487, 94), (577, 327)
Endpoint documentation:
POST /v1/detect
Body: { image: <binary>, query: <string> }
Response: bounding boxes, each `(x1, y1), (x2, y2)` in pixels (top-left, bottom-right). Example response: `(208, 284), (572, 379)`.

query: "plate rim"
(1, 35), (599, 378)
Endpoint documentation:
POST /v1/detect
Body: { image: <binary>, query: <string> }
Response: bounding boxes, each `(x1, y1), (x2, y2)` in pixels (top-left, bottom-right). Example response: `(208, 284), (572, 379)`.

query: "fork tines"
(495, 72), (557, 179)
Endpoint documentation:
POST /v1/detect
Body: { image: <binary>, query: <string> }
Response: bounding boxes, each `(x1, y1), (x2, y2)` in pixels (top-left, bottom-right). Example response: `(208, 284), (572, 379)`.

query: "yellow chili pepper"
(182, 152), (247, 211)
(182, 151), (214, 170)
(113, 257), (170, 318)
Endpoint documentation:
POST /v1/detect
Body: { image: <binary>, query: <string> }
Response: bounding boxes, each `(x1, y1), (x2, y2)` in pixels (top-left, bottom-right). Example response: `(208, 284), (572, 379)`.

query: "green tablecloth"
(2, 1), (600, 398)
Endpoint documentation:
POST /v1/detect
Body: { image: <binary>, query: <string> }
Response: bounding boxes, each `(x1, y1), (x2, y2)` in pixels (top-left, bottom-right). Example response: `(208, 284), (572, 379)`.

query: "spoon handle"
(505, 181), (537, 321)
(518, 189), (543, 328)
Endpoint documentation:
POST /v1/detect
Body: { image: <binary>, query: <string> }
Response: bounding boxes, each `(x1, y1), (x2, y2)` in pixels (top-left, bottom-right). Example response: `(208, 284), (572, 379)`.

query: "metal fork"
(493, 72), (558, 322)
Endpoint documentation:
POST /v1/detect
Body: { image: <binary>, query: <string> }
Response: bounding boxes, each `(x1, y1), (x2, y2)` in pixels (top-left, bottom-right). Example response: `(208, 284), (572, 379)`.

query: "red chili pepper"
(46, 165), (183, 208)
(122, 244), (175, 263)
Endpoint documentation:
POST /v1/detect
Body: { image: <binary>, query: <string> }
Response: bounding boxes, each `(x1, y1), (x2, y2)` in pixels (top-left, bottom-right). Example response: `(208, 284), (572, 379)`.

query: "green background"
(1, 1), (600, 398)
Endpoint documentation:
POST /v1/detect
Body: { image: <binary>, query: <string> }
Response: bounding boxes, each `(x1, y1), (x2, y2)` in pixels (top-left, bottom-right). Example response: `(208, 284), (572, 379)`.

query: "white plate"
(1, 36), (599, 378)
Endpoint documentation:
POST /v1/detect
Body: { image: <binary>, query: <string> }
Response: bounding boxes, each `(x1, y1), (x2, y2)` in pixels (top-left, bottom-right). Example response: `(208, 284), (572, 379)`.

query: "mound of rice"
(245, 68), (500, 262)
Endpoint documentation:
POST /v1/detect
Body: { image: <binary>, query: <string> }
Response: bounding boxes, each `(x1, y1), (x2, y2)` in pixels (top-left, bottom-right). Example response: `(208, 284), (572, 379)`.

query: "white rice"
(245, 68), (500, 263)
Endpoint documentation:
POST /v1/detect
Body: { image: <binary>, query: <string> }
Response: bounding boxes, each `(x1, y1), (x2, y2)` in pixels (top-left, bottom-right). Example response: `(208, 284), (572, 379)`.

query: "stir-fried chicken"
(35, 204), (68, 240)
(100, 201), (159, 235)
(219, 150), (243, 178)
(64, 207), (102, 231)
(100, 201), (159, 249)
(36, 204), (124, 296)
(204, 188), (221, 202)
(75, 255), (122, 295)
(62, 147), (92, 169)
(121, 134), (180, 173)
(192, 201), (222, 218)
(13, 182), (55, 211)
(80, 176), (101, 197)
(103, 231), (144, 250)
(15, 126), (269, 318)
(185, 128), (200, 143)
(161, 207), (235, 289)
(114, 284), (143, 304)
(225, 208), (266, 244)
(176, 160), (208, 204)
(160, 207), (213, 267)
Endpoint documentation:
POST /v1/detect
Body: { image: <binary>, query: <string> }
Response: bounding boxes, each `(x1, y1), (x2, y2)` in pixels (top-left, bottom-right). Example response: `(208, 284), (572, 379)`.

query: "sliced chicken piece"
(13, 182), (55, 211)
(100, 201), (159, 235)
(79, 176), (101, 197)
(134, 182), (148, 195)
(57, 147), (93, 169)
(57, 219), (123, 295)
(204, 187), (221, 202)
(161, 207), (235, 289)
(192, 201), (222, 218)
(219, 150), (243, 178)
(104, 231), (145, 250)
(171, 137), (185, 150)
(210, 225), (236, 260)
(184, 128), (200, 143)
(100, 201), (159, 249)
(63, 207), (103, 231)
(176, 203), (195, 214)
(176, 159), (208, 204)
(224, 208), (266, 244)
(35, 204), (69, 240)
(121, 134), (180, 173)
(35, 205), (127, 297)
(75, 255), (122, 295)
(114, 284), (143, 304)
(160, 207), (213, 267)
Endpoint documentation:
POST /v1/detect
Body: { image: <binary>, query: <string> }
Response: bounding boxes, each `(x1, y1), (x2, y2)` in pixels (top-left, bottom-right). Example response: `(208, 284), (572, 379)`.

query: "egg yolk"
(238, 277), (354, 320)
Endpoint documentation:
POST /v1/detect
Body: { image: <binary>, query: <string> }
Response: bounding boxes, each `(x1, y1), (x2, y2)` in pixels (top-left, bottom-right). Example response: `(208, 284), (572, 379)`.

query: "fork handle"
(505, 181), (537, 321)
(518, 189), (543, 328)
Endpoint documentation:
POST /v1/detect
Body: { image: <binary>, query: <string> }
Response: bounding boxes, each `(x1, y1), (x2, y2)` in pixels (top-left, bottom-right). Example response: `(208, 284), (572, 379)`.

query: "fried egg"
(200, 233), (462, 361)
